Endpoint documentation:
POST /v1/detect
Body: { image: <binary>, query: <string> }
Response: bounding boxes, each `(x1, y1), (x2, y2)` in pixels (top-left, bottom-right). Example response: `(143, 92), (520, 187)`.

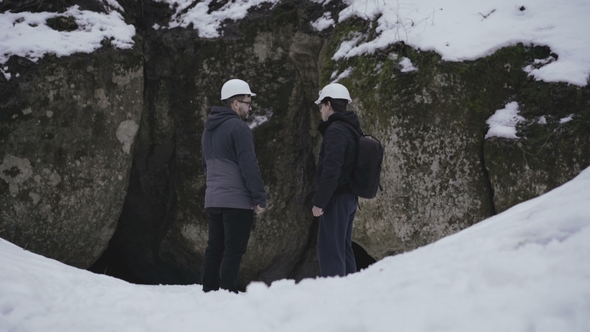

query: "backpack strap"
(331, 121), (361, 200)
(335, 121), (383, 147)
(333, 121), (362, 139)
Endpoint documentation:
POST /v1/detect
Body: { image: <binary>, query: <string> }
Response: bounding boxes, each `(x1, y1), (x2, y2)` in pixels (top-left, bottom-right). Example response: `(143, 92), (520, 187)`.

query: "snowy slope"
(2, 167), (589, 332)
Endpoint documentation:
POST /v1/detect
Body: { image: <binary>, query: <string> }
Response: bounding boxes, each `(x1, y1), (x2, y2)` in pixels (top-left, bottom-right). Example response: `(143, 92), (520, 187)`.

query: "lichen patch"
(0, 155), (33, 196)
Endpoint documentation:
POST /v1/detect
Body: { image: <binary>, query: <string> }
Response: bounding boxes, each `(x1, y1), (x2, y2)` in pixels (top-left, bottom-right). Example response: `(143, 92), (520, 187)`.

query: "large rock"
(321, 20), (590, 259)
(111, 1), (325, 287)
(0, 46), (143, 267)
(484, 82), (590, 213)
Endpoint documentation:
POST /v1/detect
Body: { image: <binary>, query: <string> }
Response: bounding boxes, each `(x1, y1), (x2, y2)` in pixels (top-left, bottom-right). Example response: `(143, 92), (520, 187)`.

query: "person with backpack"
(312, 83), (361, 277)
(200, 79), (267, 293)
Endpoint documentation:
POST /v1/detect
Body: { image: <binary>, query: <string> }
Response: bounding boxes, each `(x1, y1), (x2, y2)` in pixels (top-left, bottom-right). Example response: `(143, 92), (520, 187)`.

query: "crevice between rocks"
(88, 240), (148, 284)
(481, 132), (497, 216)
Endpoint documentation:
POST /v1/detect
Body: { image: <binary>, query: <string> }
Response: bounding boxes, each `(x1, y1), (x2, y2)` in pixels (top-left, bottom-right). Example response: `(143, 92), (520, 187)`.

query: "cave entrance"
(89, 240), (377, 284)
(352, 241), (377, 271)
(88, 242), (147, 284)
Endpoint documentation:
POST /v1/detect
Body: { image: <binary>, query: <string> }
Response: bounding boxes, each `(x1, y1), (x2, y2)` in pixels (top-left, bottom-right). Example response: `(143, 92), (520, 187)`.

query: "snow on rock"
(560, 115), (574, 124)
(485, 101), (524, 139)
(399, 57), (418, 72)
(331, 67), (353, 83)
(0, 6), (135, 67)
(335, 0), (590, 86)
(3, 0), (588, 86)
(311, 12), (335, 31)
(160, 0), (281, 38)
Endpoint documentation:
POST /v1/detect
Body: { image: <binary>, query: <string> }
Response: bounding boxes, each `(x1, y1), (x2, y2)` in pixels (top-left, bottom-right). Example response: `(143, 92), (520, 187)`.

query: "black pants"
(201, 207), (254, 293)
(317, 191), (357, 277)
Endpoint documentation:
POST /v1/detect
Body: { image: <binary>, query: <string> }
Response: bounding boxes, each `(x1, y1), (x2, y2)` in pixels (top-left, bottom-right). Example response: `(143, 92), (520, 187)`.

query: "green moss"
(322, 15), (590, 223)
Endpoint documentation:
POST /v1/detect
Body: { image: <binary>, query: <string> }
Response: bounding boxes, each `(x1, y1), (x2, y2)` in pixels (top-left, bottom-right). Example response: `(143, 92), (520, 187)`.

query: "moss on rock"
(320, 20), (590, 260)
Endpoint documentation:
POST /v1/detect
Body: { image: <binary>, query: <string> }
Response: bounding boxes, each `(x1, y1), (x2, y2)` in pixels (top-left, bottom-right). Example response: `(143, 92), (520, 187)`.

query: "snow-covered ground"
(2, 167), (589, 331)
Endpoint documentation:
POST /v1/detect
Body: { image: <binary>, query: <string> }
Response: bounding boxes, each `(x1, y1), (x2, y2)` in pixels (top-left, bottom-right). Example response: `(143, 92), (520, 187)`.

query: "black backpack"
(337, 121), (384, 199)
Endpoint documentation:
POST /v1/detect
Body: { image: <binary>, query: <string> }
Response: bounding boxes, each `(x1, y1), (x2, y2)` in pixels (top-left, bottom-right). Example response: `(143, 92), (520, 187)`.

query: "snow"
(311, 12), (335, 31)
(332, 33), (363, 59)
(1, 68), (10, 80)
(161, 0), (282, 38)
(538, 116), (547, 125)
(2, 166), (590, 331)
(2, 0), (588, 85)
(335, 0), (590, 86)
(330, 67), (353, 83)
(560, 115), (574, 124)
(485, 104), (575, 140)
(485, 102), (524, 139)
(0, 5), (134, 71)
(398, 57), (418, 72)
(524, 56), (556, 75)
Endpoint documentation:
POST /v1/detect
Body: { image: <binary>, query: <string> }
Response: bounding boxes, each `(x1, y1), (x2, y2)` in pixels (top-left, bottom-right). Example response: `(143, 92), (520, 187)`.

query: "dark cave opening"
(352, 241), (377, 271)
(88, 243), (147, 284)
(89, 240), (378, 284)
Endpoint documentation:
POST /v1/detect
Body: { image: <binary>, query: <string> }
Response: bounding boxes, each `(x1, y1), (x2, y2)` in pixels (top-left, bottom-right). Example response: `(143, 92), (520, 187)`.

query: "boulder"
(484, 82), (590, 213)
(0, 47), (143, 267)
(111, 1), (325, 287)
(321, 20), (590, 259)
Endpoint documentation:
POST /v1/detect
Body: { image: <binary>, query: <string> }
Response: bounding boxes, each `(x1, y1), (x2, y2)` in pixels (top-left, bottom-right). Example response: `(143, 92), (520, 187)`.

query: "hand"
(255, 205), (266, 214)
(312, 206), (323, 217)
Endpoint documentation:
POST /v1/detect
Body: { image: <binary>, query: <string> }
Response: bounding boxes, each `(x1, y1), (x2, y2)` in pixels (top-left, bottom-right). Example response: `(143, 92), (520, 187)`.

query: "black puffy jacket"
(313, 111), (362, 209)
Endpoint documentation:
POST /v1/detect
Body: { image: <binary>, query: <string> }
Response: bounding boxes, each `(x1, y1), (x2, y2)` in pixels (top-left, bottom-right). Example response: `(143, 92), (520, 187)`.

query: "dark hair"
(321, 97), (348, 112)
(224, 94), (247, 106)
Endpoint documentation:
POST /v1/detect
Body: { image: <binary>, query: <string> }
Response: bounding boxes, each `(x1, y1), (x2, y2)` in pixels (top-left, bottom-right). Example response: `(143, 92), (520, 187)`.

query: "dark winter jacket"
(201, 106), (267, 209)
(313, 111), (362, 209)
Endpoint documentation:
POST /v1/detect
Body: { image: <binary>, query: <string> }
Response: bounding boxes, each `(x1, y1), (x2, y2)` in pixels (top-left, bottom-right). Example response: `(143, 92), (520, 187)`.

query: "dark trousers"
(201, 207), (254, 293)
(317, 191), (357, 277)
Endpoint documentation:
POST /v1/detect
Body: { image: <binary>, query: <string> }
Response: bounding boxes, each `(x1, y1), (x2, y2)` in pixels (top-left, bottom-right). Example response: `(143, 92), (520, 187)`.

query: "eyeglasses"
(237, 100), (252, 106)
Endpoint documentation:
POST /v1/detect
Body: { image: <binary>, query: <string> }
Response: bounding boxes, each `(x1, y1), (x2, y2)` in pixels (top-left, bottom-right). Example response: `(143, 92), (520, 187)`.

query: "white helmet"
(220, 79), (256, 100)
(314, 83), (352, 104)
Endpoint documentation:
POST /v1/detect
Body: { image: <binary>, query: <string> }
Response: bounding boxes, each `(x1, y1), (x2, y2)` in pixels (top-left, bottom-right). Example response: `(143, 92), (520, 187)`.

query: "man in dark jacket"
(312, 83), (361, 277)
(201, 79), (267, 293)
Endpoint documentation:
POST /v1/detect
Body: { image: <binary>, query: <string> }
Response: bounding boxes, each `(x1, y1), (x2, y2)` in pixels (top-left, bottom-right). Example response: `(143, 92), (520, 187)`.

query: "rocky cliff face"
(1, 0), (588, 289)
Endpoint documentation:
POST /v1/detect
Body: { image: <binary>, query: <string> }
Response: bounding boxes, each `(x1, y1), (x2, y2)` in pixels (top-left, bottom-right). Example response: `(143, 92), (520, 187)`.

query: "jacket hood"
(318, 110), (362, 135)
(206, 106), (241, 130)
